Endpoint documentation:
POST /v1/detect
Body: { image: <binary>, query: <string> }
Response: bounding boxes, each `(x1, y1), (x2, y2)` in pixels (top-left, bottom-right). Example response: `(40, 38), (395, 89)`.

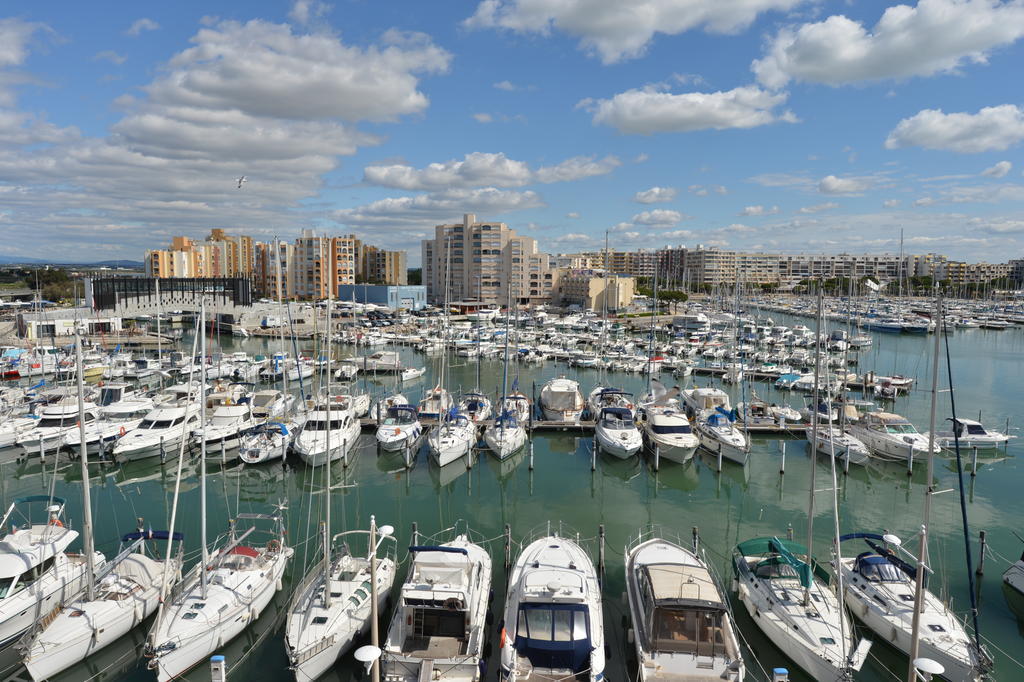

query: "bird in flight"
(236, 176), (247, 189)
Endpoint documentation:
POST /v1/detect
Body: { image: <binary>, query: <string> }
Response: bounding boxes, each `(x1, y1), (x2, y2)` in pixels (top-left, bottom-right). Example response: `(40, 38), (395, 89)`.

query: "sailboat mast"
(324, 284), (333, 609)
(275, 237), (289, 395)
(804, 284), (823, 604)
(645, 259), (659, 394)
(199, 302), (209, 599)
(74, 326), (96, 601)
(907, 298), (943, 679)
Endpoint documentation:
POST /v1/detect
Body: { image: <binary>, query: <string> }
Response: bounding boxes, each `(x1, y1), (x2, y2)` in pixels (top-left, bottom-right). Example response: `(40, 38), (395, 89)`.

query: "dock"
(359, 417), (810, 435)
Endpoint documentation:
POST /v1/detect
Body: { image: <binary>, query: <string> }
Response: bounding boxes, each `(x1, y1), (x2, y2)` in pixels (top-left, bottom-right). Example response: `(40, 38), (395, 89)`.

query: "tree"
(407, 268), (422, 285)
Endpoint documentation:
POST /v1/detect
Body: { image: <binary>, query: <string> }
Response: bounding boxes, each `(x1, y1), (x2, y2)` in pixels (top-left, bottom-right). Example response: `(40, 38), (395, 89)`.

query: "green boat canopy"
(736, 536), (832, 588)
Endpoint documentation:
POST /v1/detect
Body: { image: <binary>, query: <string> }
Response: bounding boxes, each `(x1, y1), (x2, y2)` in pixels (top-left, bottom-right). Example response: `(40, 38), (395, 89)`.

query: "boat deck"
(401, 635), (465, 659)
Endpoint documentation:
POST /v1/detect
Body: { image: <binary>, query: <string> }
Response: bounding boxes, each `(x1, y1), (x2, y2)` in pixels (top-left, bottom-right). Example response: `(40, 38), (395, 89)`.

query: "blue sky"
(1, 0), (1023, 264)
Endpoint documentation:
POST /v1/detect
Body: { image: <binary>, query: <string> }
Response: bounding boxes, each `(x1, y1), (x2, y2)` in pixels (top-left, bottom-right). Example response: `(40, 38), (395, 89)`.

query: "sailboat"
(484, 290), (528, 460)
(285, 510), (396, 680)
(146, 305), (294, 681)
(733, 287), (871, 681)
(22, 329), (182, 681)
(294, 296), (361, 466)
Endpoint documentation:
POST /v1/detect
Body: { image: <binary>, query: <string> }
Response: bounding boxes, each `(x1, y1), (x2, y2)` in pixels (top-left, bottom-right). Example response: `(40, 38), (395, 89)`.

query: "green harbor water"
(6, 316), (1024, 682)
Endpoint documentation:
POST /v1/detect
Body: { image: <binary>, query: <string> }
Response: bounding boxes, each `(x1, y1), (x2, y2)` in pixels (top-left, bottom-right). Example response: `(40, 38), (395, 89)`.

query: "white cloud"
(982, 160), (1012, 177)
(797, 202), (839, 214)
(0, 18), (455, 259)
(493, 80), (534, 91)
(885, 105), (1024, 153)
(914, 196), (938, 206)
(464, 0), (808, 64)
(970, 217), (1024, 233)
(582, 85), (794, 134)
(883, 199), (901, 208)
(473, 113), (493, 123)
(819, 174), (873, 195)
(0, 18), (51, 107)
(633, 186), (677, 203)
(740, 204), (779, 216)
(289, 0), (331, 26)
(753, 0), (1024, 89)
(566, 211), (581, 219)
(125, 18), (160, 36)
(333, 187), (544, 231)
(633, 153), (649, 163)
(632, 209), (683, 227)
(362, 152), (619, 190)
(661, 229), (698, 240)
(94, 50), (126, 65)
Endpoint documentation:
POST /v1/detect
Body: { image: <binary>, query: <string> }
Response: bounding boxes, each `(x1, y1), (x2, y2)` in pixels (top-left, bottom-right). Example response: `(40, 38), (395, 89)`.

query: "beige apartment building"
(502, 236), (559, 305)
(360, 245), (407, 285)
(557, 271), (635, 312)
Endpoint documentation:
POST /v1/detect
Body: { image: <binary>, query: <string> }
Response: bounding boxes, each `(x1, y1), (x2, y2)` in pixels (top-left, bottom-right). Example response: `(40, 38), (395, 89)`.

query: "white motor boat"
(146, 513), (293, 681)
(837, 533), (990, 682)
(539, 377), (584, 423)
(847, 411), (939, 463)
(483, 409), (527, 460)
(643, 407), (699, 463)
(594, 406), (643, 458)
(400, 366), (426, 382)
(22, 530), (183, 681)
(198, 402), (257, 456)
(694, 411), (748, 465)
(375, 405), (423, 452)
(239, 421), (295, 464)
(680, 387), (730, 420)
(625, 534), (744, 681)
(293, 398), (361, 466)
(930, 417), (1013, 449)
(428, 410), (477, 467)
(813, 426), (870, 465)
(111, 402), (201, 462)
(381, 535), (491, 682)
(0, 496), (105, 647)
(286, 522), (397, 682)
(64, 396), (154, 457)
(500, 532), (605, 682)
(586, 387), (635, 419)
(17, 399), (101, 457)
(733, 536), (869, 682)
(249, 389), (295, 421)
(370, 393), (410, 421)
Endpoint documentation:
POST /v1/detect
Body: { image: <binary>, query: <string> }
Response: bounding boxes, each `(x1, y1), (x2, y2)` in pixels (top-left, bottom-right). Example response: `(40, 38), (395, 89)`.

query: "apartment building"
(502, 236), (559, 305)
(422, 214), (519, 304)
(557, 271), (635, 312)
(253, 240), (294, 300)
(291, 230), (359, 299)
(359, 245), (407, 285)
(558, 249), (656, 278)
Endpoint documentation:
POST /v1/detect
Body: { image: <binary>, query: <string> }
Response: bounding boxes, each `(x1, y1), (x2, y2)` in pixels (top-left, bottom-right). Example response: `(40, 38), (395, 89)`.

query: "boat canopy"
(599, 407), (632, 422)
(736, 536), (831, 589)
(122, 530), (184, 542)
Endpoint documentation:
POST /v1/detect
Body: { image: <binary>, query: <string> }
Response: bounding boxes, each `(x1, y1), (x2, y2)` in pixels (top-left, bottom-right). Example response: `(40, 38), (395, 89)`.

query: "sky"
(1, 0), (1023, 266)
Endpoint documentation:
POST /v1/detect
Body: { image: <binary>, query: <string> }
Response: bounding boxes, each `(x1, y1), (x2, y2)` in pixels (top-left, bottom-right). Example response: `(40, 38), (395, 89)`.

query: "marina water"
(4, 315), (1023, 681)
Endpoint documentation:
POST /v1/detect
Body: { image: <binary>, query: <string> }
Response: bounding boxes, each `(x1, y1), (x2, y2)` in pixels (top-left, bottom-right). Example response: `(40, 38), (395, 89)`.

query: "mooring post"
(504, 524), (511, 572)
(976, 530), (988, 576)
(411, 521), (418, 546)
(692, 526), (699, 553)
(653, 442), (660, 472)
(598, 524), (606, 586)
(779, 439), (786, 475)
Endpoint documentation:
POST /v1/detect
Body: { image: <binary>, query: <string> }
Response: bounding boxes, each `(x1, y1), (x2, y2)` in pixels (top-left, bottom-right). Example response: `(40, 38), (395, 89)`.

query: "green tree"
(407, 268), (422, 285)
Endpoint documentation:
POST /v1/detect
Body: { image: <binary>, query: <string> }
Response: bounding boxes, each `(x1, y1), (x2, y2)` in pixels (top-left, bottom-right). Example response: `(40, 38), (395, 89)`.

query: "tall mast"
(74, 326), (96, 601)
(199, 301), (209, 600)
(275, 238), (289, 395)
(907, 294), (942, 680)
(323, 278), (333, 609)
(804, 284), (823, 605)
(645, 258), (659, 395)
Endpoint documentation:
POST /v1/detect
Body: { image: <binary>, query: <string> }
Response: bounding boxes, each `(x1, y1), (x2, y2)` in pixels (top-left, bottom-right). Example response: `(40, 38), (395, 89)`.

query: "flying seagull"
(236, 175), (247, 189)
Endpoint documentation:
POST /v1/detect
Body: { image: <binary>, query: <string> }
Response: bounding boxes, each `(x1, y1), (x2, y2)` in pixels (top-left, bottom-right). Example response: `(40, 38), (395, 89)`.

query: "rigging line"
(942, 318), (985, 654)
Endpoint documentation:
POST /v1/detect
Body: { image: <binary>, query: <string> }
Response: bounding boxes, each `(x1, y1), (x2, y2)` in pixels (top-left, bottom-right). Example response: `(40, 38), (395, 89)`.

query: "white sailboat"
(22, 330), (181, 681)
(484, 302), (528, 460)
(285, 468), (397, 681)
(146, 304), (294, 681)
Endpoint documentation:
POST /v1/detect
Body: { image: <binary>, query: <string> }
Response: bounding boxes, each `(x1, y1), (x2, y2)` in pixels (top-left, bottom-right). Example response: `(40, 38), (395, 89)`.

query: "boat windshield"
(305, 419), (346, 431)
(383, 413), (414, 426)
(856, 557), (906, 583)
(253, 394), (278, 407)
(515, 604), (591, 673)
(37, 416), (87, 428)
(884, 423), (917, 434)
(649, 607), (728, 654)
(652, 423), (691, 435)
(966, 424), (987, 435)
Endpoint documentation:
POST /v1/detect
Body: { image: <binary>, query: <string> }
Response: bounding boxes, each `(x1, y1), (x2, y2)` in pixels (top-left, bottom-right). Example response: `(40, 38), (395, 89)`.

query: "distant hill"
(0, 256), (143, 268)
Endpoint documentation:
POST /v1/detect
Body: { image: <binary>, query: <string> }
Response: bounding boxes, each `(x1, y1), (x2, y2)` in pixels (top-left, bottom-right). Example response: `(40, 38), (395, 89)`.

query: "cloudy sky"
(2, 0), (1023, 264)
